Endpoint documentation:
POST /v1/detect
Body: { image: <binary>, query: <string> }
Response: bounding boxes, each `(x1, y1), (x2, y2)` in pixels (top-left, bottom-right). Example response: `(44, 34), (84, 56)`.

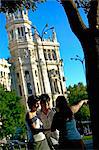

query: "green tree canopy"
(67, 82), (90, 121)
(0, 85), (26, 139)
(0, 0), (45, 13)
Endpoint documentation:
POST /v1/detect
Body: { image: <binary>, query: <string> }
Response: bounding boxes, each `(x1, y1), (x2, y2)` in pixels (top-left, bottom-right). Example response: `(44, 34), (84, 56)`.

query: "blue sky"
(0, 1), (88, 87)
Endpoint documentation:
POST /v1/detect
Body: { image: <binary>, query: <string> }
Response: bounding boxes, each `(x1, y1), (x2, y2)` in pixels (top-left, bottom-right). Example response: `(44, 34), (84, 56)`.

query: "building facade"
(0, 58), (11, 91)
(6, 10), (67, 108)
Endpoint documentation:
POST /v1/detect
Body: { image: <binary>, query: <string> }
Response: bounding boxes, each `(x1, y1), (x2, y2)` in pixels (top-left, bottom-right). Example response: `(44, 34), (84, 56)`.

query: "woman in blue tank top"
(51, 96), (88, 150)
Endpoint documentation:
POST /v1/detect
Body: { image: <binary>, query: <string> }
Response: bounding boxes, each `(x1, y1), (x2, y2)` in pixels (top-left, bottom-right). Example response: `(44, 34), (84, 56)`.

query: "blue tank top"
(60, 119), (81, 140)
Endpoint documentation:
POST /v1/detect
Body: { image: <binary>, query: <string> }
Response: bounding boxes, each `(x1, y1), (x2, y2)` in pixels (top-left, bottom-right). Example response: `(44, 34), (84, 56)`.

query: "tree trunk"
(61, 0), (99, 148)
(81, 29), (99, 149)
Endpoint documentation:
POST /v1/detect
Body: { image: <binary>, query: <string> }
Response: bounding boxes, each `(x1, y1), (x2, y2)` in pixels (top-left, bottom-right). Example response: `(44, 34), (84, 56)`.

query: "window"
(54, 79), (59, 93)
(19, 85), (22, 96)
(17, 27), (25, 38)
(27, 83), (32, 94)
(56, 70), (58, 74)
(10, 30), (14, 40)
(44, 49), (47, 60)
(48, 50), (52, 60)
(0, 71), (2, 77)
(21, 27), (24, 36)
(8, 73), (11, 79)
(35, 70), (37, 77)
(25, 71), (30, 80)
(37, 83), (40, 93)
(18, 28), (21, 37)
(14, 13), (18, 19)
(52, 49), (57, 60)
(17, 73), (19, 78)
(20, 10), (23, 17)
(27, 28), (31, 37)
(4, 72), (5, 77)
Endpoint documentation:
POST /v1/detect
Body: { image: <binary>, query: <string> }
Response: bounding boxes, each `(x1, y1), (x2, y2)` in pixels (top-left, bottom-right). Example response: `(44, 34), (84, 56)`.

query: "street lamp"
(41, 23), (48, 39)
(70, 55), (85, 76)
(32, 24), (54, 41)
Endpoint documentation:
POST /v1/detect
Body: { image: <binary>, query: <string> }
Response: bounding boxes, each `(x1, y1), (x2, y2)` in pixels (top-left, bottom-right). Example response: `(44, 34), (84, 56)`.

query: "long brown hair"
(56, 96), (73, 120)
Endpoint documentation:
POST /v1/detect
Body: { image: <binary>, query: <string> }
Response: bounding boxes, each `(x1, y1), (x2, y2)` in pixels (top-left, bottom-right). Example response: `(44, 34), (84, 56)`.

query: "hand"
(83, 99), (88, 104)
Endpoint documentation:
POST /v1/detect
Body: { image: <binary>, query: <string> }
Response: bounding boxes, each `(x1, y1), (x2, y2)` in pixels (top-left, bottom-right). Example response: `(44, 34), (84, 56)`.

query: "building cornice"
(6, 20), (32, 29)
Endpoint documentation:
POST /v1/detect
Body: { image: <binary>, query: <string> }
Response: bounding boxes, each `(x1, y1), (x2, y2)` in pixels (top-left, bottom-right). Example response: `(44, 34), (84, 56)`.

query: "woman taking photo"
(51, 95), (88, 150)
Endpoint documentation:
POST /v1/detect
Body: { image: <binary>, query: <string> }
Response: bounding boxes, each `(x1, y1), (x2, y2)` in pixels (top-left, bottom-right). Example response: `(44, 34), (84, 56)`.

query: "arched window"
(52, 49), (57, 60)
(54, 79), (59, 93)
(25, 71), (30, 80)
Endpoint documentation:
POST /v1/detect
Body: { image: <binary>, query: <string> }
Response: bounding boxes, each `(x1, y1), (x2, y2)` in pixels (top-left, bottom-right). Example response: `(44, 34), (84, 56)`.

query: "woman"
(26, 95), (50, 150)
(51, 96), (88, 150)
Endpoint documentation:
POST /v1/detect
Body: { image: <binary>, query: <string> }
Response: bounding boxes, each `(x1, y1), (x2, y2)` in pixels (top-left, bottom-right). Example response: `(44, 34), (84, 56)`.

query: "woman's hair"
(56, 96), (73, 120)
(27, 95), (39, 109)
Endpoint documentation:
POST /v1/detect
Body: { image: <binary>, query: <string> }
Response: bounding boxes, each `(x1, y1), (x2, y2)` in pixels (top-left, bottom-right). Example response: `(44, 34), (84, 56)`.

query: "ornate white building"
(6, 10), (67, 108)
(0, 58), (11, 91)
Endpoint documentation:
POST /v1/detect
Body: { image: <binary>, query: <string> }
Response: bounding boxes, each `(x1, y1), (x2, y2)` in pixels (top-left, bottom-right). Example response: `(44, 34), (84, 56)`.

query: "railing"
(77, 121), (92, 136)
(0, 140), (28, 150)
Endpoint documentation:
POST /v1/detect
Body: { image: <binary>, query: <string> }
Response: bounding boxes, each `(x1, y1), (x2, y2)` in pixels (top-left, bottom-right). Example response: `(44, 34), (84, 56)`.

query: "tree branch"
(61, 0), (88, 39)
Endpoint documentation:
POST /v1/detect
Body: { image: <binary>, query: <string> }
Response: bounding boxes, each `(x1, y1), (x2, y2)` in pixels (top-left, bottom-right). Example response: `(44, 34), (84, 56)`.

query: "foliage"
(67, 82), (90, 121)
(74, 0), (91, 13)
(82, 135), (92, 140)
(0, 0), (92, 14)
(0, 85), (26, 140)
(0, 0), (45, 13)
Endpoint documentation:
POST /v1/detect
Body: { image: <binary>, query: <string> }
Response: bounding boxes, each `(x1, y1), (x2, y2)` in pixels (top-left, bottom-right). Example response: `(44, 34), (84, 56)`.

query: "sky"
(0, 1), (88, 87)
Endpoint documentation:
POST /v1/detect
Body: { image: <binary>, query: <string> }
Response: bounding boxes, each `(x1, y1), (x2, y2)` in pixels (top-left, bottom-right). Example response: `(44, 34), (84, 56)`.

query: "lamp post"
(70, 55), (85, 76)
(32, 24), (54, 41)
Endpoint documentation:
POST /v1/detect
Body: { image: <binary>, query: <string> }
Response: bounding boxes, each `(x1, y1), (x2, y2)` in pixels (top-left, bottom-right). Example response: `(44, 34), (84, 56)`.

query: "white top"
(26, 115), (46, 142)
(33, 117), (45, 142)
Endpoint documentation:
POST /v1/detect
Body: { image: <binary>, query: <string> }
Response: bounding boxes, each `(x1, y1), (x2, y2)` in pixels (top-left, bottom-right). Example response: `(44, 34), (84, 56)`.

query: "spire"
(6, 9), (32, 42)
(52, 29), (57, 42)
(6, 10), (29, 24)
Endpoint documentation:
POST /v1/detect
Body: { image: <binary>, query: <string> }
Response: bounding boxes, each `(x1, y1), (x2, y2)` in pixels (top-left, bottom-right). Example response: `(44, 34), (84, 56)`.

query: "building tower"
(6, 10), (67, 108)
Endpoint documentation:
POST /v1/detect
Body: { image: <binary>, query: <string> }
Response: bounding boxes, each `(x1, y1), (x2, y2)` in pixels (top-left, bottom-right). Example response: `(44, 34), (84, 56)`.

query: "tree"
(0, 85), (26, 140)
(61, 0), (99, 148)
(0, 0), (99, 147)
(0, 0), (44, 13)
(67, 82), (90, 121)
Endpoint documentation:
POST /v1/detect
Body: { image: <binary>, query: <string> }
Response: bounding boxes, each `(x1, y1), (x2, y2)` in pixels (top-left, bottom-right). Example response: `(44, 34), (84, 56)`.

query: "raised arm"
(70, 99), (88, 113)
